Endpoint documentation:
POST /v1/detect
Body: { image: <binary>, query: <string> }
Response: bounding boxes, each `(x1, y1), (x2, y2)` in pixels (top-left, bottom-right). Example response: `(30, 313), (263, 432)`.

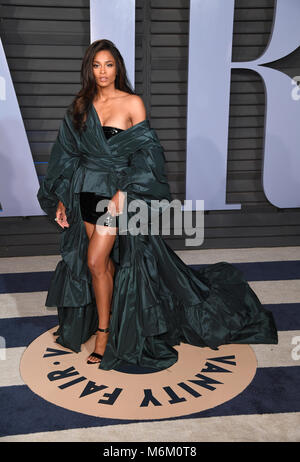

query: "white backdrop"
(0, 0), (299, 217)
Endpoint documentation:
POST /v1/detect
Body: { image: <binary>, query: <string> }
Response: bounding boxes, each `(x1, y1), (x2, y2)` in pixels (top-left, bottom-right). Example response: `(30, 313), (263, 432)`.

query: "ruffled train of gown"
(48, 221), (278, 371)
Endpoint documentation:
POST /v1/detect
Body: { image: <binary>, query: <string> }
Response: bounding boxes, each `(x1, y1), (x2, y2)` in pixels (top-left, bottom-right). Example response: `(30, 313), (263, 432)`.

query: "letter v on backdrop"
(0, 38), (41, 217)
(0, 0), (299, 217)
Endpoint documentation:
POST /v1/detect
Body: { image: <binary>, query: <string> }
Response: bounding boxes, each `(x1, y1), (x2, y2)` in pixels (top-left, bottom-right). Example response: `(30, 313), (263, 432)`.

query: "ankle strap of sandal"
(98, 327), (109, 333)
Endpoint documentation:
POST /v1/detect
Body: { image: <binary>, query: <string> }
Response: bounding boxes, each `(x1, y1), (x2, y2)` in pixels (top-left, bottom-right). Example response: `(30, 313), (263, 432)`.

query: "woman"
(55, 40), (146, 365)
(37, 39), (278, 371)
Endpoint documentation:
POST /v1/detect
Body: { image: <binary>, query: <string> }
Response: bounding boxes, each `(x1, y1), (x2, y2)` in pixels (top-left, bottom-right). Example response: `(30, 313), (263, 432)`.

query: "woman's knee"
(87, 256), (110, 276)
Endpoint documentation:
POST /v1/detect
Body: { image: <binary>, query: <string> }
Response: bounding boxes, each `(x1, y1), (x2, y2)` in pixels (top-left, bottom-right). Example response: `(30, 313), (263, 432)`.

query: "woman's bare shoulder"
(126, 94), (147, 123)
(126, 93), (145, 105)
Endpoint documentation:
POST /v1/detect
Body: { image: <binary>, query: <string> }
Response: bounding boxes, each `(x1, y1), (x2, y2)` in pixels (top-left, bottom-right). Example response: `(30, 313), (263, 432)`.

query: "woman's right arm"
(56, 200), (69, 228)
(37, 111), (80, 223)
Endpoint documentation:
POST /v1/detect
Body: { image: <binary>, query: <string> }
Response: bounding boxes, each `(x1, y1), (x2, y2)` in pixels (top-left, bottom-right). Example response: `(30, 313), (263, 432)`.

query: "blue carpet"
(0, 316), (58, 348)
(1, 260), (299, 294)
(0, 271), (54, 293)
(0, 366), (299, 437)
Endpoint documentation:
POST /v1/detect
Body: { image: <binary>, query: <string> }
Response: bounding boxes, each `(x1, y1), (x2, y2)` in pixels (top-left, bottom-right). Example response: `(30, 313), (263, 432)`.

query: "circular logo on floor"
(20, 326), (257, 420)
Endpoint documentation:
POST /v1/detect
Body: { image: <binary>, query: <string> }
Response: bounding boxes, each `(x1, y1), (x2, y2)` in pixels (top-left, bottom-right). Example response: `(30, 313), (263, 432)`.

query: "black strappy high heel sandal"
(87, 327), (110, 364)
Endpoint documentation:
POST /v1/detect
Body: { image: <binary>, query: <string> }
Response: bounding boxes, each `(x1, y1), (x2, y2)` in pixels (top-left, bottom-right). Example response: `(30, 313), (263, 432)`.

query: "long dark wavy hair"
(68, 39), (135, 133)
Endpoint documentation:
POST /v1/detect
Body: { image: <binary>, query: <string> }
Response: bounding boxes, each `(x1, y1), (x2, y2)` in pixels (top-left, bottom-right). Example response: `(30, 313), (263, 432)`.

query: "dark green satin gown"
(37, 104), (278, 371)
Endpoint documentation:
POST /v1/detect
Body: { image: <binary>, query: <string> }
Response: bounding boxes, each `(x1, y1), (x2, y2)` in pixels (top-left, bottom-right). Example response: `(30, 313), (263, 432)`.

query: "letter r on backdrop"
(186, 0), (300, 210)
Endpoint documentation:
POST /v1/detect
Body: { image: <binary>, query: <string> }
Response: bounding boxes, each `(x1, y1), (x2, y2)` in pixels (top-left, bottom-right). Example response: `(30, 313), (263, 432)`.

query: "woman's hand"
(108, 190), (125, 217)
(55, 201), (70, 228)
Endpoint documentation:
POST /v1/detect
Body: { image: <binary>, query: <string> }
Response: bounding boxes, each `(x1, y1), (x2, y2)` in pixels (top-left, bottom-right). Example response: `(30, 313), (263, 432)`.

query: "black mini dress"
(79, 125), (124, 226)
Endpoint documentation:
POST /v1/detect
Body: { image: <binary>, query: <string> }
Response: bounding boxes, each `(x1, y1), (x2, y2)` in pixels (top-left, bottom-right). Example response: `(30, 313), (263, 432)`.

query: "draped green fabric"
(37, 104), (278, 371)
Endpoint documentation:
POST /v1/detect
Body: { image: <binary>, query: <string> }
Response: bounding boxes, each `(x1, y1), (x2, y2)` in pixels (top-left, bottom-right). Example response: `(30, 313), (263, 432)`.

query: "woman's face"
(92, 50), (117, 88)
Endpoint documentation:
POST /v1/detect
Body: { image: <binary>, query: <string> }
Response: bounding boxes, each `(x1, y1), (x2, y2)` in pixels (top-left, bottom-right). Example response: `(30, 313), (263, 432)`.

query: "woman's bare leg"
(83, 221), (117, 363)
